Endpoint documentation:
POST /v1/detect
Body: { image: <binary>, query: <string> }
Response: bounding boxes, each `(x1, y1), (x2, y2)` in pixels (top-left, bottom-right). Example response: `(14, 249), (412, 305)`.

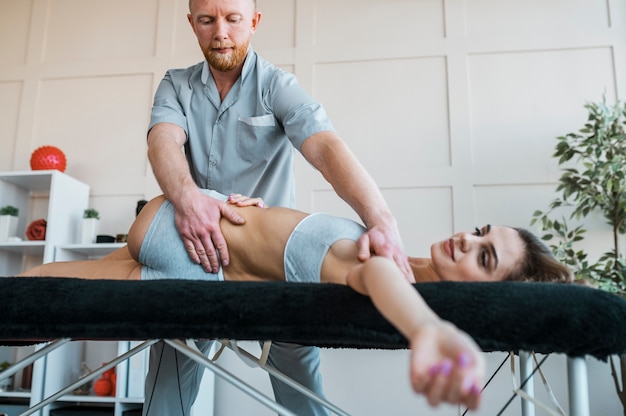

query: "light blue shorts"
(283, 213), (366, 283)
(139, 190), (228, 281)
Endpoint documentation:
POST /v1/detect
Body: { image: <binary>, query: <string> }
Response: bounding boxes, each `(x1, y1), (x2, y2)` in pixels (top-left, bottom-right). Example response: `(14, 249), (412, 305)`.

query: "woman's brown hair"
(504, 227), (574, 283)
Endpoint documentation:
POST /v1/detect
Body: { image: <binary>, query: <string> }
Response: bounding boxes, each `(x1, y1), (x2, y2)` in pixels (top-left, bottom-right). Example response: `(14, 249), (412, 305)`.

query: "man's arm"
(301, 131), (414, 281)
(147, 122), (244, 273)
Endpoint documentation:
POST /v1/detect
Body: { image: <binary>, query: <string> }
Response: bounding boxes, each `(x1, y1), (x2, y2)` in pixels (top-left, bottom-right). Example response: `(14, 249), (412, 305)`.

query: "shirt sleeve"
(148, 70), (191, 136)
(267, 71), (335, 151)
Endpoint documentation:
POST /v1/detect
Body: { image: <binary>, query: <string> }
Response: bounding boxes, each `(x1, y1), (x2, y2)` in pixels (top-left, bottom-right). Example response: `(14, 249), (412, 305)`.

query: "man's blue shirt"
(149, 48), (335, 207)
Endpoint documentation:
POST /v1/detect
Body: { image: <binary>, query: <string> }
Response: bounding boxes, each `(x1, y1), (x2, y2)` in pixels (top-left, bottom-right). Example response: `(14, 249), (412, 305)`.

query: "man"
(143, 0), (414, 414)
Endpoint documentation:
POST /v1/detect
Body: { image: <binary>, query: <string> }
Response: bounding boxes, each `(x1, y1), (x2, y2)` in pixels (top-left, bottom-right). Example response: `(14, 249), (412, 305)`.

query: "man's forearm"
(301, 132), (392, 228)
(147, 124), (198, 207)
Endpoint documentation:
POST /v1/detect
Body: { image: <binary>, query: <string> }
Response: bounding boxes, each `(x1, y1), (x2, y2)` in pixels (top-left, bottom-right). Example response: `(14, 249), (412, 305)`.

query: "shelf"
(118, 397), (144, 404)
(0, 390), (31, 399)
(0, 170), (58, 193)
(0, 243), (126, 258)
(56, 243), (126, 257)
(56, 395), (117, 404)
(55, 243), (126, 261)
(0, 241), (45, 256)
(51, 395), (144, 405)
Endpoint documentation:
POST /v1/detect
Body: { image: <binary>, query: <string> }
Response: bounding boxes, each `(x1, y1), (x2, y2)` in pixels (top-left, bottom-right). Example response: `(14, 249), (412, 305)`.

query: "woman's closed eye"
(474, 225), (492, 269)
(480, 249), (488, 268)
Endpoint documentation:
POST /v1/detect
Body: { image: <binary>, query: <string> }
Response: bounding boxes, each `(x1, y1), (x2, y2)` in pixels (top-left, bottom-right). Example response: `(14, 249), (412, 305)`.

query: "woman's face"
(430, 225), (525, 282)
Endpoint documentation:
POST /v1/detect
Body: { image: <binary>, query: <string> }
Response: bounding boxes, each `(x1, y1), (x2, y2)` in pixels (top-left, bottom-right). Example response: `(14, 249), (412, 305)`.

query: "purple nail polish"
(440, 359), (453, 376)
(470, 383), (482, 395)
(462, 375), (473, 392)
(428, 364), (441, 376)
(458, 351), (471, 368)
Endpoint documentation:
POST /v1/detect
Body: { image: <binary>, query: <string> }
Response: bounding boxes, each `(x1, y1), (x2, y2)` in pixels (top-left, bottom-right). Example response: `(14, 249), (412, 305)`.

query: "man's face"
(188, 0), (260, 72)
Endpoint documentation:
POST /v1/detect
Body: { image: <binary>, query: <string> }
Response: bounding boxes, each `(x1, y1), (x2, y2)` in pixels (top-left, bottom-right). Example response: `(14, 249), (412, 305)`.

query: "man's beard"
(202, 40), (249, 72)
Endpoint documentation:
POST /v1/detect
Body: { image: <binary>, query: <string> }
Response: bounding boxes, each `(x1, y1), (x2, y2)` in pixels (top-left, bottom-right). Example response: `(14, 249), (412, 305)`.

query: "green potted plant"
(531, 96), (626, 412)
(0, 205), (18, 217)
(83, 208), (100, 220)
(81, 208), (100, 244)
(0, 205), (19, 242)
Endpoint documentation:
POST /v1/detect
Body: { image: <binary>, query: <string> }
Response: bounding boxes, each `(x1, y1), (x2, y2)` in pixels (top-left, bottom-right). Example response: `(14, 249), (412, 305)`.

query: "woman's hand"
(227, 193), (268, 208)
(409, 322), (484, 410)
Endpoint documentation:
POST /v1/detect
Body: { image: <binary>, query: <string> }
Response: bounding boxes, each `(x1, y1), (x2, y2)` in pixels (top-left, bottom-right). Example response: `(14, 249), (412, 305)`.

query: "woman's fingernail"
(458, 351), (471, 368)
(470, 383), (481, 395)
(462, 375), (474, 393)
(258, 202), (264, 208)
(439, 359), (453, 376)
(428, 364), (441, 376)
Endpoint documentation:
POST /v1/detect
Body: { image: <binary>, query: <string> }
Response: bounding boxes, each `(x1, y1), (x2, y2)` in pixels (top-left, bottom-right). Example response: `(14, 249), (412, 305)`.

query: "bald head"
(189, 0), (256, 13)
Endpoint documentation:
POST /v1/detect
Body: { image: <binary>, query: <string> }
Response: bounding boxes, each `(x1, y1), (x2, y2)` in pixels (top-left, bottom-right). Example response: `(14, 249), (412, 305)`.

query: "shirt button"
(209, 160), (217, 167)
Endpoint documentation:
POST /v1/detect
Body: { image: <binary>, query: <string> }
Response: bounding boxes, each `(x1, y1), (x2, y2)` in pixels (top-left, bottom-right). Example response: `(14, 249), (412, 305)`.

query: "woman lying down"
(20, 190), (572, 411)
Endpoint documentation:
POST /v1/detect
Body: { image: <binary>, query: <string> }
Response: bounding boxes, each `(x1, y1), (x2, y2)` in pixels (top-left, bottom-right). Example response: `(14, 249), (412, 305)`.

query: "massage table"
(1, 277), (625, 415)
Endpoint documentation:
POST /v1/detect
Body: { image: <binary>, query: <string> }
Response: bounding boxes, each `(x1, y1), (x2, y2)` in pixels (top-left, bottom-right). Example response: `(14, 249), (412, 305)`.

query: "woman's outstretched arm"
(346, 256), (484, 410)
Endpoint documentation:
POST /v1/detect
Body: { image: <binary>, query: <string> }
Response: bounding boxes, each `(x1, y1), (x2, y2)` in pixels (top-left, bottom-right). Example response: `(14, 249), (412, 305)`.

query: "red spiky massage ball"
(30, 146), (67, 172)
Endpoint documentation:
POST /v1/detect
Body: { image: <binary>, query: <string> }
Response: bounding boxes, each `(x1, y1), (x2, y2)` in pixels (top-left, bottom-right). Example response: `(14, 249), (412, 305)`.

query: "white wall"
(1, 0), (625, 414)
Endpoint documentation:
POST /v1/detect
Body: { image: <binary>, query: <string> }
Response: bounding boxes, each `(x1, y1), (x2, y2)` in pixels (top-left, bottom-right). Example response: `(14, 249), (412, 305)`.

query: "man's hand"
(301, 132), (414, 282)
(174, 190), (245, 273)
(357, 221), (415, 283)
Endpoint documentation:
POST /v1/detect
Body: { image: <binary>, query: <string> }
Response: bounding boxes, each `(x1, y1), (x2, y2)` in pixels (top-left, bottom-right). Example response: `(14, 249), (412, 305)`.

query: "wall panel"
(313, 0), (445, 46)
(468, 47), (617, 171)
(43, 0), (158, 63)
(465, 0), (610, 37)
(0, 0), (32, 66)
(315, 57), (450, 181)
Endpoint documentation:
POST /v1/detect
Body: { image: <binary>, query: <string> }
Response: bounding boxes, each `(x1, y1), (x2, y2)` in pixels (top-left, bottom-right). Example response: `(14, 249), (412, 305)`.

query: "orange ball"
(30, 146), (67, 172)
(93, 378), (112, 396)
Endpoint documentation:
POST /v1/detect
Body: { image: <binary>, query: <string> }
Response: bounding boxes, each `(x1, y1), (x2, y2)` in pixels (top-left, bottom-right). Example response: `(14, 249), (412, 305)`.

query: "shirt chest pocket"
(237, 115), (281, 162)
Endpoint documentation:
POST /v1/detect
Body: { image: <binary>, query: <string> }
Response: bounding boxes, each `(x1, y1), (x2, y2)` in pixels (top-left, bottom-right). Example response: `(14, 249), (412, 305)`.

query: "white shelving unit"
(0, 171), (146, 416)
(0, 170), (89, 276)
(40, 341), (145, 416)
(55, 243), (126, 261)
